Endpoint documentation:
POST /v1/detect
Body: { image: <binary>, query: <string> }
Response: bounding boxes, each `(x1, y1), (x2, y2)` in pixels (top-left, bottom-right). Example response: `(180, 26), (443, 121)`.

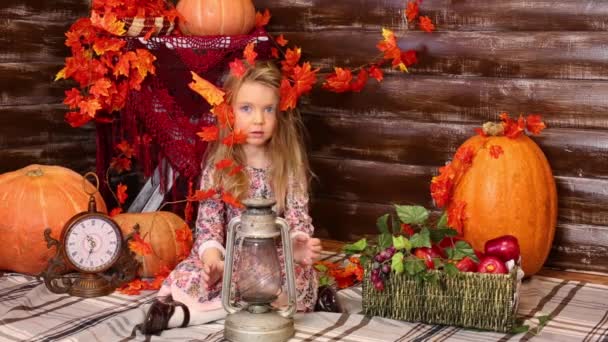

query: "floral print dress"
(158, 165), (318, 314)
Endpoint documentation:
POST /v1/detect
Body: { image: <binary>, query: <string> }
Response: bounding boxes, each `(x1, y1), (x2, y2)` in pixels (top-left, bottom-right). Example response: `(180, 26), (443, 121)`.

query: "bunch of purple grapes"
(370, 246), (396, 291)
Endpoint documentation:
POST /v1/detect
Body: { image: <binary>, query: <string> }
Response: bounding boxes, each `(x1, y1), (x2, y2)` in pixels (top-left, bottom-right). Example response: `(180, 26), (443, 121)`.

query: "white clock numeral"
(91, 220), (95, 226)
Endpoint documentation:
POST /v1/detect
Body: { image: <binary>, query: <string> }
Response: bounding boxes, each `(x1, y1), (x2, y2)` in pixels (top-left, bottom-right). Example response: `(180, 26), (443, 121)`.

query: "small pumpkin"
(113, 211), (193, 277)
(0, 165), (107, 275)
(176, 0), (256, 36)
(441, 120), (557, 275)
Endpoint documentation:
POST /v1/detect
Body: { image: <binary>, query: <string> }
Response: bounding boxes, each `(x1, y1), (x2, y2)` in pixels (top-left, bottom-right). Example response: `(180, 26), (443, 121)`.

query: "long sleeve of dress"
(283, 177), (318, 312)
(191, 165), (226, 261)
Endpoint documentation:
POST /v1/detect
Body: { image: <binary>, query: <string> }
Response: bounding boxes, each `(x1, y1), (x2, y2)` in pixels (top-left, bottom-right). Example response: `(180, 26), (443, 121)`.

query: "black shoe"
(138, 296), (190, 336)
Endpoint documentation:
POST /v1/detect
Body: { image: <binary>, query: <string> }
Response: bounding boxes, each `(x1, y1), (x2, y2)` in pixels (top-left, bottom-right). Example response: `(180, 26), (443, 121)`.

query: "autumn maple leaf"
(255, 9), (271, 28)
(79, 98), (102, 117)
(419, 16), (436, 33)
(215, 158), (234, 170)
(291, 62), (318, 96)
(116, 140), (134, 158)
(368, 65), (384, 82)
(501, 113), (526, 139)
(190, 72), (225, 106)
(322, 67), (353, 93)
(229, 165), (244, 176)
(90, 78), (112, 97)
(229, 58), (247, 78)
(65, 112), (92, 128)
(109, 207), (123, 217)
(222, 192), (244, 209)
(279, 78), (298, 111)
(405, 1), (419, 22)
(454, 146), (475, 165)
(131, 49), (156, 78)
(187, 188), (217, 202)
(222, 130), (248, 146)
(90, 11), (126, 36)
(113, 51), (137, 77)
(402, 50), (418, 66)
(447, 201), (467, 234)
(129, 232), (153, 256)
(276, 34), (288, 47)
(211, 102), (235, 128)
(281, 47), (301, 74)
(377, 28), (407, 72)
(243, 42), (257, 65)
(489, 145), (504, 159)
(63, 88), (82, 109)
(271, 47), (279, 58)
(196, 126), (219, 141)
(92, 37), (125, 56)
(116, 183), (128, 205)
(525, 114), (546, 135)
(350, 69), (369, 92)
(110, 156), (132, 173)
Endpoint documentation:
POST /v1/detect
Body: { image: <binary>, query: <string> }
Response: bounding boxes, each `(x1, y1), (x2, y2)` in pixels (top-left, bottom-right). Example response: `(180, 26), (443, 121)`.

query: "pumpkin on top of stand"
(431, 114), (557, 276)
(113, 211), (193, 277)
(0, 165), (107, 275)
(176, 0), (256, 36)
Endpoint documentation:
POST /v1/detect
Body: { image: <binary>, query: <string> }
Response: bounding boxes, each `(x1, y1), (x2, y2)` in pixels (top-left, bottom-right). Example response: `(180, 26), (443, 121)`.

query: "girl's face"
(233, 81), (279, 147)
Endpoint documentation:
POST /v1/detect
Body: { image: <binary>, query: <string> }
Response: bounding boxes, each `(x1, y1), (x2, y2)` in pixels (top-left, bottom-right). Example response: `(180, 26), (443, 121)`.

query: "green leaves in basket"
(404, 258), (426, 276)
(392, 235), (411, 252)
(429, 228), (458, 244)
(378, 233), (392, 251)
(410, 227), (432, 249)
(395, 205), (429, 225)
(445, 240), (479, 262)
(391, 252), (405, 274)
(343, 238), (367, 254)
(436, 212), (448, 229)
(443, 262), (460, 277)
(376, 213), (390, 234)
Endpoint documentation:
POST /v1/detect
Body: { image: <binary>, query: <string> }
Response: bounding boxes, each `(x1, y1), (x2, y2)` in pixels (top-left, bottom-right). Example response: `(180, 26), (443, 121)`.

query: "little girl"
(139, 61), (322, 335)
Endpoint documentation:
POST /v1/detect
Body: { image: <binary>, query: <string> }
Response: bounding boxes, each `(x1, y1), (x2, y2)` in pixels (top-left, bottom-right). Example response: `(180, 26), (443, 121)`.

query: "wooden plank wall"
(1, 0), (606, 273)
(257, 0), (608, 273)
(0, 0), (94, 174)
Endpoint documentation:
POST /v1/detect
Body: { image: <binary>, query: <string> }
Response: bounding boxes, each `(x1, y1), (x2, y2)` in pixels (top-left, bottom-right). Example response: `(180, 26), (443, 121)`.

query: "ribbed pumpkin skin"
(113, 211), (191, 277)
(176, 0), (255, 36)
(449, 135), (557, 275)
(0, 165), (107, 275)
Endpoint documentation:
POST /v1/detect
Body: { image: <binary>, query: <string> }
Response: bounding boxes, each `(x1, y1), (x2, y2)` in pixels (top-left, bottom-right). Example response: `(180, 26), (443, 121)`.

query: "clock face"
(64, 216), (122, 273)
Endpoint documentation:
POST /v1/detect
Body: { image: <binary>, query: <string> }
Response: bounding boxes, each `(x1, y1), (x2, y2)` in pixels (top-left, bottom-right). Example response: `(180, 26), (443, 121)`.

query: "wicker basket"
(362, 263), (522, 332)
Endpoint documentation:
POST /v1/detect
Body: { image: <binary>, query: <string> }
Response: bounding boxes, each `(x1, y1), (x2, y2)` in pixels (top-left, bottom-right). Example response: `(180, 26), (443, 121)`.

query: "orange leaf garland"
(196, 125), (219, 142)
(229, 58), (247, 78)
(63, 88), (82, 109)
(368, 65), (384, 82)
(92, 37), (125, 56)
(215, 158), (234, 170)
(292, 62), (318, 96)
(419, 16), (436, 33)
(110, 156), (132, 173)
(116, 140), (134, 158)
(222, 130), (248, 146)
(405, 1), (419, 22)
(211, 102), (235, 128)
(118, 278), (149, 295)
(243, 42), (258, 66)
(501, 113), (526, 139)
(489, 145), (504, 159)
(65, 111), (91, 128)
(90, 11), (126, 36)
(189, 72), (225, 106)
(279, 78), (298, 111)
(454, 146), (475, 165)
(116, 183), (128, 205)
(79, 98), (102, 117)
(322, 67), (353, 93)
(271, 47), (279, 58)
(525, 114), (546, 135)
(350, 69), (369, 92)
(222, 192), (244, 209)
(129, 232), (153, 256)
(187, 188), (217, 201)
(447, 201), (467, 234)
(228, 165), (244, 176)
(281, 47), (301, 74)
(109, 207), (123, 217)
(255, 9), (271, 28)
(276, 34), (288, 47)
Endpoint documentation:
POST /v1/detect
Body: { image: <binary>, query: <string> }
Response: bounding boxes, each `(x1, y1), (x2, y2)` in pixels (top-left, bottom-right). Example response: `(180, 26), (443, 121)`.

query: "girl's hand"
(292, 234), (322, 266)
(202, 259), (224, 289)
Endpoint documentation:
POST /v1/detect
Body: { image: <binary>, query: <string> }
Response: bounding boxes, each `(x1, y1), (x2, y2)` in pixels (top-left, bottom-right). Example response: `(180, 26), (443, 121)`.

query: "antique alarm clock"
(39, 172), (139, 297)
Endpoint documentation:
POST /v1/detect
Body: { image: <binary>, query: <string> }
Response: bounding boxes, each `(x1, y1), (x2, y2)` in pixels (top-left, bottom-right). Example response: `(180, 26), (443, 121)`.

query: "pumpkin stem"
(25, 167), (44, 177)
(482, 122), (505, 136)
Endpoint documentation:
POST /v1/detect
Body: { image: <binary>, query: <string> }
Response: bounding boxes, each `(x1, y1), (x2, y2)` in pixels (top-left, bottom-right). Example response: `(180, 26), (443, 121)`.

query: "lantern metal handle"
(276, 217), (297, 318)
(221, 216), (241, 314)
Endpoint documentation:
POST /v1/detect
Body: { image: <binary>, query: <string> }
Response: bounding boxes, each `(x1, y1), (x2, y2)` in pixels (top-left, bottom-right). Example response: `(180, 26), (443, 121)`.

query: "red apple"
(477, 256), (508, 274)
(413, 248), (437, 269)
(484, 235), (520, 262)
(438, 236), (463, 249)
(455, 257), (478, 272)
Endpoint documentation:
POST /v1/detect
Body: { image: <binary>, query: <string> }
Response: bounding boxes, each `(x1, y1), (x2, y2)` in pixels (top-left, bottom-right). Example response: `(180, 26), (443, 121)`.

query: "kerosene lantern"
(221, 198), (297, 342)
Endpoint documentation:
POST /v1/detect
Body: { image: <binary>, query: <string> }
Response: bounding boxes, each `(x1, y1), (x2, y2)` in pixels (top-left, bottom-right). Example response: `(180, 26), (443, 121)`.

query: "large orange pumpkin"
(176, 0), (256, 35)
(113, 211), (193, 277)
(446, 127), (557, 276)
(0, 165), (107, 275)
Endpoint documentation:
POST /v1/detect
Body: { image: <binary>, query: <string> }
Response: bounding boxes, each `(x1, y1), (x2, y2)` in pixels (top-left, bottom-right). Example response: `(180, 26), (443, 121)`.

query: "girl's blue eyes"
(239, 105), (275, 113)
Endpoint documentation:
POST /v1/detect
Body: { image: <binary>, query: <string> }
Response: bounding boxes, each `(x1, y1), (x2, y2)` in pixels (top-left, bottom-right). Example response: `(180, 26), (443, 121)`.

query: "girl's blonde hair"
(205, 60), (310, 211)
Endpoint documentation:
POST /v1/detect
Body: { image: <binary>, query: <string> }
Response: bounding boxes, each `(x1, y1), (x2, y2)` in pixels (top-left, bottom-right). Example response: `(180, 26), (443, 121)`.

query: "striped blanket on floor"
(1, 255), (607, 341)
